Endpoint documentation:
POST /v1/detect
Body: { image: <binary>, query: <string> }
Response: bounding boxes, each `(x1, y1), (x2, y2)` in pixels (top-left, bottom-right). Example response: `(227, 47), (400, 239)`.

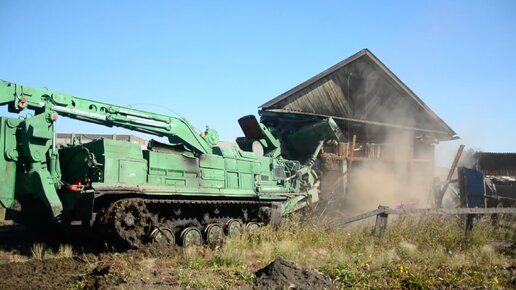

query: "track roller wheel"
(245, 222), (260, 233)
(226, 219), (242, 238)
(150, 226), (175, 246)
(181, 227), (202, 247)
(205, 224), (224, 245)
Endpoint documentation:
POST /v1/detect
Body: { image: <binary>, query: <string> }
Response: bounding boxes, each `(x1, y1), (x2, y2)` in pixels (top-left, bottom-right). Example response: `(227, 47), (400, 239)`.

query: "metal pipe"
(52, 121), (56, 154)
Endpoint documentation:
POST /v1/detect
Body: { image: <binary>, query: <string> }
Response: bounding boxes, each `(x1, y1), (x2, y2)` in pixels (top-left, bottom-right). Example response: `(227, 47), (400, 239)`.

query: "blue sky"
(1, 1), (515, 164)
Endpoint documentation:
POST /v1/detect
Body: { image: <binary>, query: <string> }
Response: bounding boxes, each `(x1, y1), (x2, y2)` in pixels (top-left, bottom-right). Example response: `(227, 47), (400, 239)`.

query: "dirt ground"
(0, 224), (332, 289)
(254, 257), (333, 289)
(0, 256), (130, 289)
(0, 221), (514, 289)
(0, 225), (160, 289)
(0, 244), (181, 290)
(0, 243), (332, 290)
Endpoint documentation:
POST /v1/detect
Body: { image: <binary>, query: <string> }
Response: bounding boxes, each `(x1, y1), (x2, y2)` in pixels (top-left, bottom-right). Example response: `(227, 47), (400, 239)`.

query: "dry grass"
(30, 243), (46, 260)
(29, 243), (75, 260)
(160, 215), (515, 289)
(2, 215), (514, 289)
(57, 244), (75, 258)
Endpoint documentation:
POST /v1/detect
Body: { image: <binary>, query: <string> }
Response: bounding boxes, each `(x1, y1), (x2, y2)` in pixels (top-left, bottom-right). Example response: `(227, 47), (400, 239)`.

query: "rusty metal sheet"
(475, 152), (516, 176)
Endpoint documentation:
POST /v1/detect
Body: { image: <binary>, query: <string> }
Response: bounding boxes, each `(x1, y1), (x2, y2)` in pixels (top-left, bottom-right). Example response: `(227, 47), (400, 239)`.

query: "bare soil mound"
(82, 263), (126, 290)
(254, 257), (333, 290)
(0, 252), (144, 290)
(0, 235), (183, 290)
(129, 243), (180, 259)
(0, 257), (89, 290)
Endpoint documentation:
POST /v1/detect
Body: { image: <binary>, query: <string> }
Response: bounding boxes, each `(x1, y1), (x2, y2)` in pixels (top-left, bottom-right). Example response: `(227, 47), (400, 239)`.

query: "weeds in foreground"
(167, 215), (514, 289)
(30, 243), (75, 260)
(57, 244), (75, 258)
(30, 243), (45, 260)
(6, 215), (514, 289)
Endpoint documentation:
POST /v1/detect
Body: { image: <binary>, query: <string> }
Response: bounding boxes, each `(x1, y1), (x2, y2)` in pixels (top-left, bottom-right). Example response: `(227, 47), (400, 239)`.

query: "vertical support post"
(348, 135), (356, 169)
(465, 214), (475, 232)
(436, 144), (465, 207)
(270, 202), (282, 230)
(374, 205), (389, 237)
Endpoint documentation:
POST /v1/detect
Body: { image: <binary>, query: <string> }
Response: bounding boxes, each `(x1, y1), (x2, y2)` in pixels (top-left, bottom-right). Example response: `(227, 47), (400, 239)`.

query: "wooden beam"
(436, 144), (465, 207)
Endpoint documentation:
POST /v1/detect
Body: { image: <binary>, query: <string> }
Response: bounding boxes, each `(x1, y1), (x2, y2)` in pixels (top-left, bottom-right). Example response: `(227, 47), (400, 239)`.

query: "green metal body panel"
(285, 118), (344, 155)
(59, 138), (296, 200)
(0, 114), (63, 220)
(0, 117), (19, 209)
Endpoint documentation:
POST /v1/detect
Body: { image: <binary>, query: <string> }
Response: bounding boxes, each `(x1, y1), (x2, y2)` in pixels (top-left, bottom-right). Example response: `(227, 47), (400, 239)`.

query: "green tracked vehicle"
(0, 79), (340, 248)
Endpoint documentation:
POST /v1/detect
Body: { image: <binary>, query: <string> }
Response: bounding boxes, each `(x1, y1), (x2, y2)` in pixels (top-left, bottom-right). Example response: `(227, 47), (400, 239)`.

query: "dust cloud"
(347, 130), (433, 214)
(317, 128), (436, 218)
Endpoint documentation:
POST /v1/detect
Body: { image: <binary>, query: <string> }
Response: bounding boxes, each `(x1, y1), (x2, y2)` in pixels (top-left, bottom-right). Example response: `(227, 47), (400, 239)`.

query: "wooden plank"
(348, 134), (356, 168)
(386, 207), (516, 215)
(374, 206), (389, 236)
(436, 144), (465, 207)
(333, 206), (516, 228)
(336, 208), (385, 225)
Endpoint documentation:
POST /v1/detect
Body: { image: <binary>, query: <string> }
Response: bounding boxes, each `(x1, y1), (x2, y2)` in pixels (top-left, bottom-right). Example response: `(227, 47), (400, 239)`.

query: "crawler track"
(98, 197), (282, 249)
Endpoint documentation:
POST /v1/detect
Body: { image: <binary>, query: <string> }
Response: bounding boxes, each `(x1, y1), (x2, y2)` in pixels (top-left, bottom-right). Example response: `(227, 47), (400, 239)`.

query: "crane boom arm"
(0, 80), (213, 154)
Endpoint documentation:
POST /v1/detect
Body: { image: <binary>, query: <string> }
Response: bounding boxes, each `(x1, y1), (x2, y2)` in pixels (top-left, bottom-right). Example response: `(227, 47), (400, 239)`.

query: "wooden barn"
(259, 49), (457, 208)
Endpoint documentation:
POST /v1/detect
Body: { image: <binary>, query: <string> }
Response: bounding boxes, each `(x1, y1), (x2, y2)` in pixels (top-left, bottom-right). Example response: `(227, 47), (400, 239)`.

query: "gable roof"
(260, 49), (457, 140)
